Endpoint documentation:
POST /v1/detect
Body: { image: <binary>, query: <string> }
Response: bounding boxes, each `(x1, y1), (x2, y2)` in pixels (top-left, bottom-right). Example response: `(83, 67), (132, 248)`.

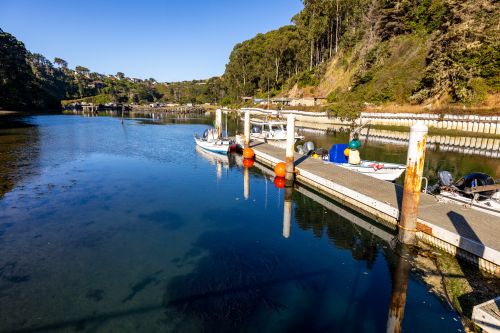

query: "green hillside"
(223, 0), (500, 109)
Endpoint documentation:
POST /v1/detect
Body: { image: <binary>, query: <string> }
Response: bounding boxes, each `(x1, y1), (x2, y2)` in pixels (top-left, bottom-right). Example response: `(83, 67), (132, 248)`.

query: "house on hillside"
(289, 97), (327, 107)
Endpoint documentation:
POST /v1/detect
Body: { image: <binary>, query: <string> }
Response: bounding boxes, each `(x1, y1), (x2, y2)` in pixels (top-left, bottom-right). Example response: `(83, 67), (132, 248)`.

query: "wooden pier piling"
(285, 114), (296, 182)
(398, 122), (428, 244)
(215, 109), (223, 138)
(244, 110), (251, 148)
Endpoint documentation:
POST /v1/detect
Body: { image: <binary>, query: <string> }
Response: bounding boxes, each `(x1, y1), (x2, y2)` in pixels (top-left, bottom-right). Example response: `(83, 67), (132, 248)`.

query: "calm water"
(0, 115), (465, 332)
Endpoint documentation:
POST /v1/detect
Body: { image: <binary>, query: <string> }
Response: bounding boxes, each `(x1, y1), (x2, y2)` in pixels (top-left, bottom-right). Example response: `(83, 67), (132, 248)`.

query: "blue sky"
(0, 0), (303, 82)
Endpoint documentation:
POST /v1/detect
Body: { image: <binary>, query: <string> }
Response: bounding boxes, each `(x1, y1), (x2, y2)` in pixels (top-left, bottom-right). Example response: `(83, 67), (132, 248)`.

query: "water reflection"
(0, 116), (40, 198)
(386, 243), (413, 333)
(283, 186), (292, 238)
(0, 115), (464, 333)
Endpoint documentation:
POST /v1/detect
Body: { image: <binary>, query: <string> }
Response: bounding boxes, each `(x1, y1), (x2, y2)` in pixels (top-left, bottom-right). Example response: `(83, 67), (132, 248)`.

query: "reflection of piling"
(244, 110), (250, 148)
(398, 122), (428, 244)
(386, 243), (413, 333)
(216, 162), (222, 181)
(283, 185), (293, 238)
(285, 114), (295, 182)
(216, 108), (223, 139)
(244, 167), (249, 200)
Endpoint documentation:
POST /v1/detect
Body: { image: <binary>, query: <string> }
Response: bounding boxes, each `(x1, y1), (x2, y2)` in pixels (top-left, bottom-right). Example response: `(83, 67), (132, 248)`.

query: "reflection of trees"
(0, 117), (40, 197)
(293, 192), (379, 269)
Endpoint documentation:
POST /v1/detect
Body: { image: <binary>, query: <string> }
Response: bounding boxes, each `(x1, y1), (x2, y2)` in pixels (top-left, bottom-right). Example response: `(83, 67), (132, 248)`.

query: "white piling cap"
(411, 121), (428, 133)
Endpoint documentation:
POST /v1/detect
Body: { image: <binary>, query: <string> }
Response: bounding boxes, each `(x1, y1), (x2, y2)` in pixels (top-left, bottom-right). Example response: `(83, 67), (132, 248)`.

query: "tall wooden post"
(398, 122), (428, 244)
(215, 108), (222, 139)
(285, 114), (295, 182)
(244, 109), (250, 148)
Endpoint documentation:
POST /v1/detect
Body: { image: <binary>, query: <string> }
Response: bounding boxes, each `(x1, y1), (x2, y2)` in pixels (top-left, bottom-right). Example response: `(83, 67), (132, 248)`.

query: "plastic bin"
(329, 144), (348, 163)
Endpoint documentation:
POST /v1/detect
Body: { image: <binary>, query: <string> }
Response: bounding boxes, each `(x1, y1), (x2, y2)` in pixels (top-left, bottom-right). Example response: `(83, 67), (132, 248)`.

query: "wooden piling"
(215, 109), (222, 139)
(285, 114), (295, 182)
(398, 122), (428, 244)
(244, 110), (250, 148)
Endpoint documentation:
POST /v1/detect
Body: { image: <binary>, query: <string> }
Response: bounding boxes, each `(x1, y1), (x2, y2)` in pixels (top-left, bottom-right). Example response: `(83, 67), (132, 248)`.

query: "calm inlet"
(0, 115), (467, 332)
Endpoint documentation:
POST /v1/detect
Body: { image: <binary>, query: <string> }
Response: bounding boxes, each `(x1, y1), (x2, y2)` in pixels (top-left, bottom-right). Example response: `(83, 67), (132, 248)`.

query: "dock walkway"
(250, 142), (500, 275)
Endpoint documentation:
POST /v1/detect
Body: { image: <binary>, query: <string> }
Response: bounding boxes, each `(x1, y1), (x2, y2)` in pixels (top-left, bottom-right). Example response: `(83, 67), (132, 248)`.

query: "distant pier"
(64, 103), (207, 117)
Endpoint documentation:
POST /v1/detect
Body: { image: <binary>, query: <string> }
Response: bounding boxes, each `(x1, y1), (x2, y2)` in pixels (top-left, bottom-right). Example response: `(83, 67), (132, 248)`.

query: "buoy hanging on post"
(274, 162), (287, 178)
(242, 148), (255, 159)
(398, 121), (428, 245)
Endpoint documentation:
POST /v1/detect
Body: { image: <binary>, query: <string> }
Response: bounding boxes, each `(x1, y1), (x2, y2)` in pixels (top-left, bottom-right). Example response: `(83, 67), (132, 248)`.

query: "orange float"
(274, 162), (287, 178)
(242, 148), (255, 159)
(242, 158), (254, 168)
(344, 148), (351, 157)
(273, 176), (286, 188)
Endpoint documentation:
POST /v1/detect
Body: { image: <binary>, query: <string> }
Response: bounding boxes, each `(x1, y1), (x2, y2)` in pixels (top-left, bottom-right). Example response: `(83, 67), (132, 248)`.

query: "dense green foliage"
(1, 0), (498, 110)
(0, 29), (59, 110)
(223, 0), (499, 105)
(224, 0), (370, 100)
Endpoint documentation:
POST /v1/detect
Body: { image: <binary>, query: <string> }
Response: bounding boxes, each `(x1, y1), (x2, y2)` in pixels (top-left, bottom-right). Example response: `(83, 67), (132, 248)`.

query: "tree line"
(223, 0), (499, 105)
(0, 28), (226, 111)
(1, 0), (498, 111)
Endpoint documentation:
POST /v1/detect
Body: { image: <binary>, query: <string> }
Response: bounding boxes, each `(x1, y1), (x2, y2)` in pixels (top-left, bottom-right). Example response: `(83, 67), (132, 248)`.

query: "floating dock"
(250, 141), (500, 276)
(472, 297), (500, 333)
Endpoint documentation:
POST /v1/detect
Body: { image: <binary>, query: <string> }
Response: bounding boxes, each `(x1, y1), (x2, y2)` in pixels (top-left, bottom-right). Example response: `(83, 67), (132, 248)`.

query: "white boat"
(308, 143), (406, 182)
(437, 190), (500, 217)
(194, 128), (232, 154)
(431, 171), (500, 217)
(238, 119), (304, 143)
(332, 160), (406, 181)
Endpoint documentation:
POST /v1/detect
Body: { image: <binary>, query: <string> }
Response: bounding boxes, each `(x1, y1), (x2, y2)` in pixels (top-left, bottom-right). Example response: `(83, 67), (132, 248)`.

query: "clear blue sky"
(0, 0), (303, 82)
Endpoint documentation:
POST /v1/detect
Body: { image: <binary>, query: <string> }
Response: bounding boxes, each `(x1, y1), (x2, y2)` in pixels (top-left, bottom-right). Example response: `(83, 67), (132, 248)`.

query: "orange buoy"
(243, 158), (254, 168)
(242, 148), (255, 159)
(344, 148), (351, 157)
(274, 176), (286, 188)
(274, 162), (287, 178)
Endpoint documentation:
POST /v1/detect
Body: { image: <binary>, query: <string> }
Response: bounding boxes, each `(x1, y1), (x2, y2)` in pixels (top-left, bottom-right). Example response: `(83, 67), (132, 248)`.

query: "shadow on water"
(0, 116), (40, 198)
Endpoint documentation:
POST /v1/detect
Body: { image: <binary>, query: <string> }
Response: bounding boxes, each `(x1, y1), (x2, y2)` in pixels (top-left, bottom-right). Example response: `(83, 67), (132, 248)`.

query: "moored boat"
(194, 128), (232, 154)
(320, 143), (406, 182)
(332, 160), (406, 181)
(429, 171), (500, 217)
(236, 118), (304, 146)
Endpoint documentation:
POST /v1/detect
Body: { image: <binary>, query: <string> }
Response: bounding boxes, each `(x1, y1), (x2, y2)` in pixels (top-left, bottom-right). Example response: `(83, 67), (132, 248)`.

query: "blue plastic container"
(329, 144), (349, 163)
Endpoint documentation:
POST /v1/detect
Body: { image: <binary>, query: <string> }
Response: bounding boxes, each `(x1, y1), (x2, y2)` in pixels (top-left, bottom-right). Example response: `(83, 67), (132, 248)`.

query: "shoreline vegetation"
(1, 0), (499, 115)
